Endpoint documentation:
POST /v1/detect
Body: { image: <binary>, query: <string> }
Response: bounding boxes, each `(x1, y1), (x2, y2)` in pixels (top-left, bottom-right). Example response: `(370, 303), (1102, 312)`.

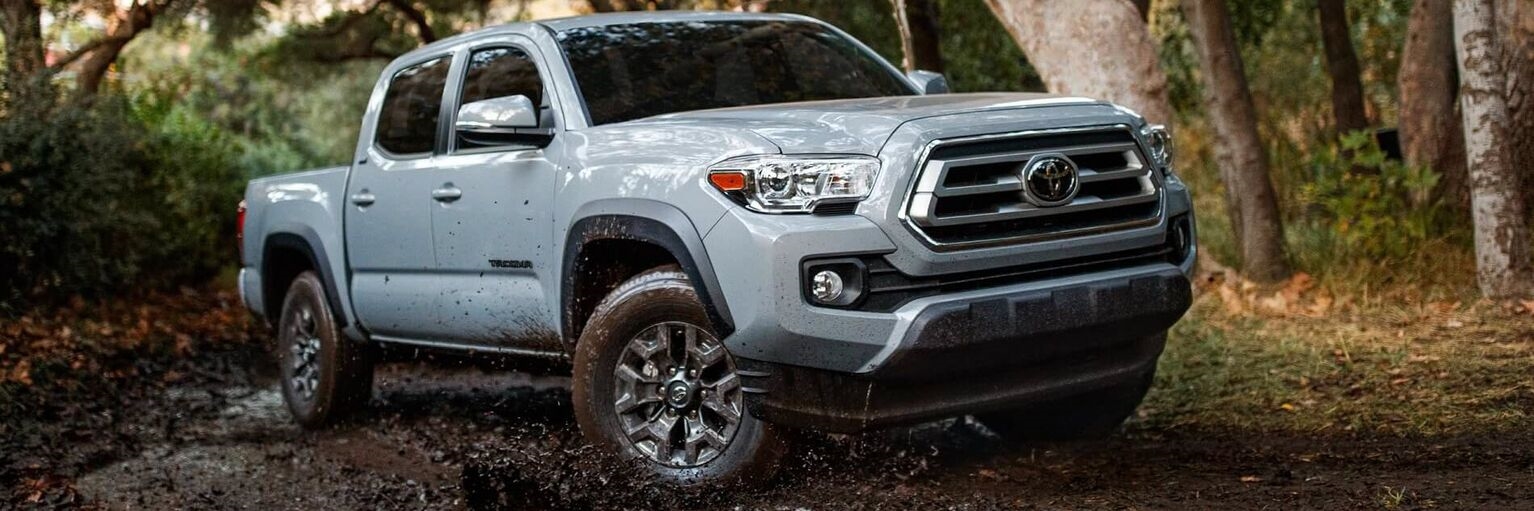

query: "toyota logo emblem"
(1020, 154), (1080, 207)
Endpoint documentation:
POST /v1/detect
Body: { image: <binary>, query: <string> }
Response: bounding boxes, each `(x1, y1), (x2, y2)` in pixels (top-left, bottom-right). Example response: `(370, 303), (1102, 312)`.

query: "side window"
(457, 46), (546, 150)
(376, 56), (450, 156)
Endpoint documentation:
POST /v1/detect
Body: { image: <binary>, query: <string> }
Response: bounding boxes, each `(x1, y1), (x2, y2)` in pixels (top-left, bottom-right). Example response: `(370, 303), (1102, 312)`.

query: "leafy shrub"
(0, 88), (243, 311)
(132, 93), (247, 284)
(1290, 131), (1458, 282)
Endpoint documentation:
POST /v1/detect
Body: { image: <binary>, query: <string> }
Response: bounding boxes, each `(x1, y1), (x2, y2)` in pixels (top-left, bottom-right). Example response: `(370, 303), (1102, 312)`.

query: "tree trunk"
(891, 0), (943, 72)
(1400, 0), (1468, 209)
(0, 0), (44, 89)
(983, 0), (1174, 126)
(1454, 0), (1533, 298)
(1181, 0), (1290, 282)
(1496, 0), (1534, 220)
(1317, 0), (1369, 135)
(1130, 0), (1150, 21)
(72, 1), (167, 96)
(75, 40), (132, 96)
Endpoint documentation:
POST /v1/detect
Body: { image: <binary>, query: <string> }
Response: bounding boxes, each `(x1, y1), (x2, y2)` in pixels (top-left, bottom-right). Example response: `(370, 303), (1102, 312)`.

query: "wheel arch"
(562, 203), (734, 350)
(262, 228), (349, 328)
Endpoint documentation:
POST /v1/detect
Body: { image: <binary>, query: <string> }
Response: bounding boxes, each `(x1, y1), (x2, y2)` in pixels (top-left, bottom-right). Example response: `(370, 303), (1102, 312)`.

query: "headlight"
(1142, 124), (1173, 171)
(706, 155), (879, 213)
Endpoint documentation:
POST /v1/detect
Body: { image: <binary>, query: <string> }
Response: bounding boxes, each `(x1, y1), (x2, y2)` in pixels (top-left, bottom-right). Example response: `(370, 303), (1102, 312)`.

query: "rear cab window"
(376, 56), (451, 156)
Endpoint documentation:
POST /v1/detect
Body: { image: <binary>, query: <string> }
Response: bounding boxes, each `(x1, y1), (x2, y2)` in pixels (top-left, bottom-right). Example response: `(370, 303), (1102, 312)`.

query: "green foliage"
(1152, 1), (1203, 115)
(936, 0), (1039, 92)
(0, 89), (158, 308)
(132, 94), (248, 281)
(1291, 131), (1449, 273)
(123, 31), (379, 173)
(0, 87), (244, 311)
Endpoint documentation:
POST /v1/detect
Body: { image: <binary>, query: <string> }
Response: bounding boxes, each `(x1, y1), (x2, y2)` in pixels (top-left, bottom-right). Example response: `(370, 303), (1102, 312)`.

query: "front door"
(425, 43), (561, 353)
(344, 55), (452, 340)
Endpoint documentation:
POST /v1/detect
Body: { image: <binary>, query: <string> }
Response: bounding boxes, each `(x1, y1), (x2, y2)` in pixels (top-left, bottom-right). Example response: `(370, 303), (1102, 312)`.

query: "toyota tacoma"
(237, 11), (1196, 485)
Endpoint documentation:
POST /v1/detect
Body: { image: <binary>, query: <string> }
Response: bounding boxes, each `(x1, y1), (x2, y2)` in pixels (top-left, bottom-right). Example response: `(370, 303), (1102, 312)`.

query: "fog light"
(1169, 216), (1194, 263)
(810, 270), (845, 303)
(1172, 221), (1188, 254)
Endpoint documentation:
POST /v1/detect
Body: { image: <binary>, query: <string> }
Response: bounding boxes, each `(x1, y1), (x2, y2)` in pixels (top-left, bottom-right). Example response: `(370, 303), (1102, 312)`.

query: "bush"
(0, 88), (244, 311)
(1289, 131), (1464, 286)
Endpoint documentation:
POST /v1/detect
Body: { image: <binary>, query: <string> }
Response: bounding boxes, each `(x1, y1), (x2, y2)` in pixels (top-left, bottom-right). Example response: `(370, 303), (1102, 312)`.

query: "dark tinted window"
(457, 47), (546, 150)
(461, 47), (543, 107)
(556, 21), (914, 125)
(376, 56), (449, 155)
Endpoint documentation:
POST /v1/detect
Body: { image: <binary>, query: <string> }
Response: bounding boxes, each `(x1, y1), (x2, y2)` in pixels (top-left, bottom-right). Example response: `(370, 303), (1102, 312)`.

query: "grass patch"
(1142, 292), (1534, 436)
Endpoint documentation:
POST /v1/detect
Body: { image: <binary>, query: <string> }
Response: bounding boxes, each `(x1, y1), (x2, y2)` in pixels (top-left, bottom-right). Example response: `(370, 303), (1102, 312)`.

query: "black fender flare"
(561, 204), (734, 347)
(262, 227), (348, 327)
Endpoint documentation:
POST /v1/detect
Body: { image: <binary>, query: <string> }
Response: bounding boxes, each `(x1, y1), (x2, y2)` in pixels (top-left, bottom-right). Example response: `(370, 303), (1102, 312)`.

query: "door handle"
(431, 185), (462, 202)
(349, 191), (376, 207)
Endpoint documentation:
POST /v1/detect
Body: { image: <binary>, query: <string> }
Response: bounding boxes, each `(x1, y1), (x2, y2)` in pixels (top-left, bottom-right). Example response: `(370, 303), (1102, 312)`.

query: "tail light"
(237, 200), (247, 260)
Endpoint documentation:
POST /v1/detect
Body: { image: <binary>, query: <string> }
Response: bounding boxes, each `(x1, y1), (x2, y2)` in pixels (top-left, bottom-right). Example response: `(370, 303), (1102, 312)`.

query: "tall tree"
(67, 0), (179, 96)
(1317, 0), (1368, 135)
(1454, 0), (1533, 297)
(0, 0), (188, 97)
(1496, 0), (1534, 217)
(1399, 0), (1467, 209)
(0, 0), (45, 88)
(1182, 0), (1290, 282)
(891, 0), (943, 72)
(983, 0), (1173, 125)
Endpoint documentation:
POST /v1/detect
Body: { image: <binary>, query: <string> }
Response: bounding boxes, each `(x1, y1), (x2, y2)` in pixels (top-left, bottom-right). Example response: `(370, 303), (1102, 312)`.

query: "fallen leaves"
(0, 289), (259, 391)
(6, 359), (32, 386)
(1508, 299), (1534, 317)
(1201, 270), (1347, 318)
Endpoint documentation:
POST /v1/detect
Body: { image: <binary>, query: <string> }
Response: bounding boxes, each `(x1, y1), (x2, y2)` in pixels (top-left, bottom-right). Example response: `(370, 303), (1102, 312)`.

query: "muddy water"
(65, 361), (1534, 510)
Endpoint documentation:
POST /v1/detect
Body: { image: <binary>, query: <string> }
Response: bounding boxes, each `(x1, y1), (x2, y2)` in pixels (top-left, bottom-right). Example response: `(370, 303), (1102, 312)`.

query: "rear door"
(344, 55), (452, 339)
(424, 40), (562, 353)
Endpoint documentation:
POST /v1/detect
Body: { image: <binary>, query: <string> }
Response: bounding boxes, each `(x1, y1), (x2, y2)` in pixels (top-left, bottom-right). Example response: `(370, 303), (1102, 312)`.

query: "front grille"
(904, 127), (1162, 248)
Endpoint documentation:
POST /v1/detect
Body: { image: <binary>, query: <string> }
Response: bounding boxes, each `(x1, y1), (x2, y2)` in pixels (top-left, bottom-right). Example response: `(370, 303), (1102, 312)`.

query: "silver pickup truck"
(238, 11), (1195, 485)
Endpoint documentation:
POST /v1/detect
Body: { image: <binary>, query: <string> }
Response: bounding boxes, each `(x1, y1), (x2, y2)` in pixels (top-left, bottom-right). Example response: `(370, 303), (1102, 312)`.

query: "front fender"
(561, 199), (733, 345)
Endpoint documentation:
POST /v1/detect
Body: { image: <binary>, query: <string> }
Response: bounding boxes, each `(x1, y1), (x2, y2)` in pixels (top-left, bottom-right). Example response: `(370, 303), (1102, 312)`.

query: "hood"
(626, 92), (1104, 155)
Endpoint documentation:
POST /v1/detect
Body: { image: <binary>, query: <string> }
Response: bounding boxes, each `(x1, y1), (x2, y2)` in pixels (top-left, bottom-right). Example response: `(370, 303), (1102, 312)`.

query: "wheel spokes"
(701, 387), (741, 424)
(612, 321), (744, 468)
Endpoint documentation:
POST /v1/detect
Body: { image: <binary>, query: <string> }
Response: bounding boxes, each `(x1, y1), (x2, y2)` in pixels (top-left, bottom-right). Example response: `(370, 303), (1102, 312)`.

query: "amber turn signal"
(709, 171), (747, 192)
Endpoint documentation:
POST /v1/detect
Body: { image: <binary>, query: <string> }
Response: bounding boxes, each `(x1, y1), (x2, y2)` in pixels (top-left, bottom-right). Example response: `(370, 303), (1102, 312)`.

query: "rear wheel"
(572, 266), (787, 485)
(977, 356), (1157, 441)
(277, 271), (374, 428)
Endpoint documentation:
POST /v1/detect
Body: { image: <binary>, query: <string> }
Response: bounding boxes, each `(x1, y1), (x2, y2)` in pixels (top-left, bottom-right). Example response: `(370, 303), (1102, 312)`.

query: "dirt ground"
(0, 344), (1527, 510)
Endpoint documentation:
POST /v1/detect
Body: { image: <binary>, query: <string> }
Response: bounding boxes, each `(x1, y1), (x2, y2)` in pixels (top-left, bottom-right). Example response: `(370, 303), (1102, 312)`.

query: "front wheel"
(571, 266), (787, 486)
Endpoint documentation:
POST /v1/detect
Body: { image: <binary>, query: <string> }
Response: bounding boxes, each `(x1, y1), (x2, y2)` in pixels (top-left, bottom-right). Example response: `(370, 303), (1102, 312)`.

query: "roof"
(534, 10), (813, 32)
(392, 11), (822, 71)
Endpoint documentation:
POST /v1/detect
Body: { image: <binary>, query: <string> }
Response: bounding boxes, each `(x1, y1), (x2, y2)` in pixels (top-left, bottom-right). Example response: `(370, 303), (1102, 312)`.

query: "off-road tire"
(977, 350), (1159, 441)
(277, 271), (374, 428)
(572, 265), (788, 486)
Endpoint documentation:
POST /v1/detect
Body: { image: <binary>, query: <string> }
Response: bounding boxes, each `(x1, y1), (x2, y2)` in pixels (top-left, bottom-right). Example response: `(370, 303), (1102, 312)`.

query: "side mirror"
(906, 70), (949, 95)
(456, 95), (539, 132)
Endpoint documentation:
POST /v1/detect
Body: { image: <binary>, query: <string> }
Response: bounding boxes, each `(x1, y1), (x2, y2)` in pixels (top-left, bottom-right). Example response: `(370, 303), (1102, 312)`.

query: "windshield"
(555, 20), (916, 125)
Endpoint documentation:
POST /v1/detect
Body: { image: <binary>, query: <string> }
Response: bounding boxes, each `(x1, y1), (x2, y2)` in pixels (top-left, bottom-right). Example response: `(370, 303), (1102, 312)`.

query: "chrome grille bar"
(902, 126), (1163, 248)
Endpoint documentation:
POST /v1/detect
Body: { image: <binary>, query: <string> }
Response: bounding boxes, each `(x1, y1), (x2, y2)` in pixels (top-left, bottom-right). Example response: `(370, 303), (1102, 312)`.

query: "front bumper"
(702, 207), (1194, 433)
(737, 265), (1189, 432)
